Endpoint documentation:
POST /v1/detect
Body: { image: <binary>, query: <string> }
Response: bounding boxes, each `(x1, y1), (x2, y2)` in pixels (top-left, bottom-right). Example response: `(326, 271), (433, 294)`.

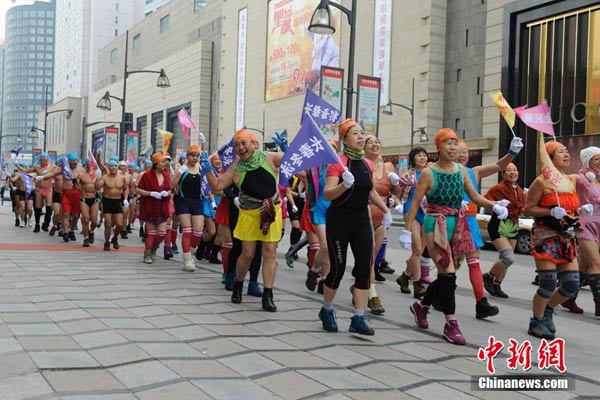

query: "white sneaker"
(28, 220), (33, 227)
(182, 253), (196, 272)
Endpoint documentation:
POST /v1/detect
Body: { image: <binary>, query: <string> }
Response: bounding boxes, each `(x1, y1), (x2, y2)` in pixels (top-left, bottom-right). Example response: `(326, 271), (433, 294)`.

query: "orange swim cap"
(234, 129), (258, 143)
(435, 128), (458, 148)
(545, 140), (565, 156)
(151, 152), (165, 165)
(209, 152), (219, 161)
(457, 140), (468, 149)
(187, 144), (200, 154)
(338, 118), (359, 140)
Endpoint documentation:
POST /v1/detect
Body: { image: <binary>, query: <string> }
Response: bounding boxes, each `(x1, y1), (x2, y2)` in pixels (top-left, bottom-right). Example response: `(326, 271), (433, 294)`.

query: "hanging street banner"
(125, 131), (139, 163)
(104, 127), (119, 162)
(356, 75), (382, 137)
(320, 66), (344, 142)
(32, 148), (42, 166)
(265, 0), (341, 101)
(373, 0), (392, 105)
(235, 7), (248, 131)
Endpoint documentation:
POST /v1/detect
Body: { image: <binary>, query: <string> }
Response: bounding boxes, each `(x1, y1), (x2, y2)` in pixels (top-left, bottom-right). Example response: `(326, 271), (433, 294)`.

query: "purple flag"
(10, 146), (24, 157)
(20, 172), (34, 200)
(61, 156), (73, 182)
(301, 90), (342, 127)
(217, 136), (235, 171)
(280, 113), (342, 186)
(92, 135), (105, 156)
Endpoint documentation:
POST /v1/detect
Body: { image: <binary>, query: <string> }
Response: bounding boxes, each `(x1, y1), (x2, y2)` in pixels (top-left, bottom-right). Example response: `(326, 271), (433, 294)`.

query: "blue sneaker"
(171, 244), (179, 254)
(543, 307), (556, 333)
(349, 315), (374, 336)
(221, 273), (226, 284)
(247, 281), (263, 297)
(319, 306), (338, 332)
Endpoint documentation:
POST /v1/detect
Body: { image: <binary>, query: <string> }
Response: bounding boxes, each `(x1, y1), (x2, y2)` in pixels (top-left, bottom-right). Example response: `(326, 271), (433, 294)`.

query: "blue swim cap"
(134, 165), (141, 172)
(40, 152), (50, 158)
(67, 151), (78, 161)
(178, 152), (187, 159)
(82, 158), (90, 166)
(77, 162), (83, 168)
(108, 160), (118, 167)
(144, 160), (152, 166)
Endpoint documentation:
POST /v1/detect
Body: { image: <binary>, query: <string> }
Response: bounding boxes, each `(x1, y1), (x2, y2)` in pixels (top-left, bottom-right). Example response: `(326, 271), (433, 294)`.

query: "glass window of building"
(160, 15), (170, 33)
(133, 34), (141, 50)
(194, 0), (207, 12)
(111, 48), (118, 63)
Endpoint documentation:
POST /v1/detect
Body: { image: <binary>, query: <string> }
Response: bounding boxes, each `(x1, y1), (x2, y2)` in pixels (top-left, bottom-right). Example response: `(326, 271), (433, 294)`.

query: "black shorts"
(81, 197), (97, 208)
(289, 198), (304, 221)
(102, 198), (123, 214)
(52, 191), (61, 204)
(487, 214), (518, 241)
(16, 190), (26, 199)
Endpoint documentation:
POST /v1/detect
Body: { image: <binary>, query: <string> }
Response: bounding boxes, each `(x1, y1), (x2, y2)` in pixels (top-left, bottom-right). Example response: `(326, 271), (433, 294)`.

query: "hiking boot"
(561, 298), (584, 314)
(231, 280), (243, 304)
(379, 263), (395, 274)
(543, 307), (556, 333)
(33, 224), (40, 233)
(41, 224), (49, 232)
(58, 229), (64, 237)
(63, 233), (70, 242)
(349, 315), (375, 336)
(247, 281), (263, 297)
(120, 231), (128, 240)
(409, 300), (429, 329)
(127, 224), (132, 234)
(15, 218), (19, 227)
(285, 254), (294, 268)
(163, 245), (173, 260)
(483, 273), (497, 296)
(261, 289), (277, 312)
(396, 273), (411, 294)
(528, 317), (555, 340)
(493, 283), (509, 298)
(111, 237), (119, 249)
(69, 231), (76, 241)
(103, 242), (110, 251)
(367, 296), (385, 315)
(374, 267), (386, 282)
(306, 270), (319, 291)
(413, 281), (427, 299)
(319, 306), (338, 332)
(443, 319), (466, 345)
(88, 232), (95, 244)
(171, 244), (179, 254)
(49, 226), (57, 236)
(317, 279), (324, 295)
(82, 238), (90, 248)
(476, 297), (499, 319)
(143, 250), (153, 264)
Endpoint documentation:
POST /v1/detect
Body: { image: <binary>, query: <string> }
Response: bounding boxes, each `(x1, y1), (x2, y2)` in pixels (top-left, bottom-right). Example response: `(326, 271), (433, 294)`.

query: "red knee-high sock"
(165, 228), (172, 246)
(171, 228), (178, 245)
(154, 230), (166, 250)
(307, 243), (320, 271)
(145, 230), (156, 251)
(221, 242), (233, 273)
(191, 230), (203, 249)
(467, 257), (485, 302)
(181, 227), (192, 253)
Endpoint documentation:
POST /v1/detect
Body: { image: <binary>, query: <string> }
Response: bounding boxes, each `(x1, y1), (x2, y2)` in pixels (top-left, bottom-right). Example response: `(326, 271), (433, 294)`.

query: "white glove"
(578, 204), (594, 216)
(341, 167), (354, 189)
(123, 199), (130, 208)
(399, 229), (412, 250)
(234, 197), (240, 209)
(524, 187), (529, 195)
(388, 172), (400, 186)
(461, 200), (469, 210)
(178, 165), (188, 174)
(388, 197), (395, 207)
(383, 211), (393, 230)
(11, 186), (16, 192)
(36, 176), (44, 182)
(394, 203), (404, 213)
(509, 137), (524, 155)
(211, 201), (217, 210)
(492, 204), (508, 220)
(160, 190), (169, 198)
(150, 191), (162, 200)
(299, 192), (306, 199)
(496, 199), (511, 208)
(550, 206), (568, 219)
(291, 205), (298, 214)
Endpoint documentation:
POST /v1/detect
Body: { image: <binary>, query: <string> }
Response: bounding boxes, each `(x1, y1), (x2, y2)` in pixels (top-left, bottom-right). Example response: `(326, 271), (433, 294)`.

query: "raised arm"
(473, 152), (514, 180)
(15, 164), (36, 174)
(462, 167), (496, 209)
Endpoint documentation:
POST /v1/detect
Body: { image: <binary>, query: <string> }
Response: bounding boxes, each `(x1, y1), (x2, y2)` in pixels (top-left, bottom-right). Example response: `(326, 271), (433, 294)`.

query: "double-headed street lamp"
(309, 0), (356, 119)
(96, 30), (170, 158)
(29, 86), (73, 152)
(382, 78), (428, 149)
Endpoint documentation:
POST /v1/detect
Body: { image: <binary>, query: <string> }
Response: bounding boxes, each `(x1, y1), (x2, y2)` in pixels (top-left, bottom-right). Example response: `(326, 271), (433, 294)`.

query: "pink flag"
(177, 108), (197, 140)
(514, 100), (555, 137)
(87, 149), (97, 180)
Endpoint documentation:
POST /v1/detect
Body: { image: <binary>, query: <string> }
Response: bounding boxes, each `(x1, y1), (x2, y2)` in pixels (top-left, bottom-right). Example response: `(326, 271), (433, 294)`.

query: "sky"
(0, 0), (36, 42)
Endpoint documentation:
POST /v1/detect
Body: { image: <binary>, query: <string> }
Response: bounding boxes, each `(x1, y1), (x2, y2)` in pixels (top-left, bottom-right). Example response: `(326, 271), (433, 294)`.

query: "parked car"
(476, 208), (533, 254)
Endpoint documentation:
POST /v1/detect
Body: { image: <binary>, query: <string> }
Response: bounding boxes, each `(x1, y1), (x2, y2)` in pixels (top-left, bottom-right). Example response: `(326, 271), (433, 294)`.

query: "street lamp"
(29, 86), (73, 152)
(96, 30), (170, 158)
(382, 78), (427, 149)
(309, 0), (356, 119)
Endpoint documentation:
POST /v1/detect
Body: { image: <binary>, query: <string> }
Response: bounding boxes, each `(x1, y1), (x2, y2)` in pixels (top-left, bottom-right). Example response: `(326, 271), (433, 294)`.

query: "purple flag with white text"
(61, 156), (73, 182)
(20, 172), (34, 200)
(217, 136), (235, 171)
(301, 90), (342, 127)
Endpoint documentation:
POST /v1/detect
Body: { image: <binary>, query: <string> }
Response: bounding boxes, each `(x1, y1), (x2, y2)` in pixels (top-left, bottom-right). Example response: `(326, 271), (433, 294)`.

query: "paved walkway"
(0, 204), (598, 399)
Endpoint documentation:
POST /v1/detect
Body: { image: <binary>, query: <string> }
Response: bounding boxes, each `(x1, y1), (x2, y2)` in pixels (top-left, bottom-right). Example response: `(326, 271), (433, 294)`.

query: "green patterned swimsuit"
(423, 165), (464, 240)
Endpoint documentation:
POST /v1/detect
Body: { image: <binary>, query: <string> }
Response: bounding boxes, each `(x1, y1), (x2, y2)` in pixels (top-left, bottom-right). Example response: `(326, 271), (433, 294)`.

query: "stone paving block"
(307, 331), (379, 346)
(0, 312), (52, 323)
(144, 314), (191, 328)
(391, 362), (471, 381)
(218, 352), (286, 377)
(271, 332), (331, 350)
(353, 362), (425, 388)
(191, 378), (280, 400)
(163, 359), (240, 378)
(310, 346), (373, 367)
(109, 360), (179, 389)
(164, 325), (218, 341)
(419, 340), (479, 356)
(135, 381), (213, 400)
(100, 318), (153, 329)
(88, 343), (151, 367)
(406, 382), (480, 400)
(0, 372), (54, 400)
(344, 390), (415, 400)
(0, 337), (23, 354)
(201, 302), (243, 314)
(315, 395), (353, 400)
(180, 313), (234, 325)
(117, 329), (177, 342)
(262, 350), (337, 368)
(220, 310), (267, 324)
(344, 345), (419, 362)
(36, 300), (78, 311)
(438, 357), (493, 377)
(256, 370), (329, 399)
(189, 337), (248, 358)
(138, 342), (206, 358)
(29, 350), (99, 368)
(88, 308), (136, 318)
(42, 369), (126, 392)
(229, 336), (296, 351)
(246, 320), (297, 335)
(444, 381), (533, 400)
(0, 325), (11, 337)
(72, 330), (129, 349)
(52, 393), (138, 400)
(390, 342), (450, 361)
(162, 305), (208, 313)
(29, 294), (66, 303)
(204, 324), (263, 337)
(9, 322), (64, 336)
(143, 297), (188, 305)
(46, 309), (93, 322)
(113, 298), (152, 308)
(59, 318), (109, 334)
(17, 335), (81, 351)
(299, 369), (389, 390)
(0, 303), (39, 312)
(127, 305), (170, 318)
(0, 352), (37, 378)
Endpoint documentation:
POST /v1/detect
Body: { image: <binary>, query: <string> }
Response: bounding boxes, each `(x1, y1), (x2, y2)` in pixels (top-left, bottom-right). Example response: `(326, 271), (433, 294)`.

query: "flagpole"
(303, 111), (345, 168)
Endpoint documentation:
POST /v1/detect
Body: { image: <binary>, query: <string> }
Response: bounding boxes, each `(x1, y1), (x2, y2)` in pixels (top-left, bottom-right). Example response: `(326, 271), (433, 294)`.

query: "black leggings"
(325, 212), (372, 290)
(227, 201), (261, 282)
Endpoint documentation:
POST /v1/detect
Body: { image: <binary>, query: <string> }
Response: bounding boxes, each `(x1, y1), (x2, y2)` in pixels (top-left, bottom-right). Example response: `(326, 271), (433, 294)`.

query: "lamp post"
(28, 86), (73, 152)
(308, 0), (357, 119)
(382, 78), (428, 149)
(96, 30), (170, 159)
